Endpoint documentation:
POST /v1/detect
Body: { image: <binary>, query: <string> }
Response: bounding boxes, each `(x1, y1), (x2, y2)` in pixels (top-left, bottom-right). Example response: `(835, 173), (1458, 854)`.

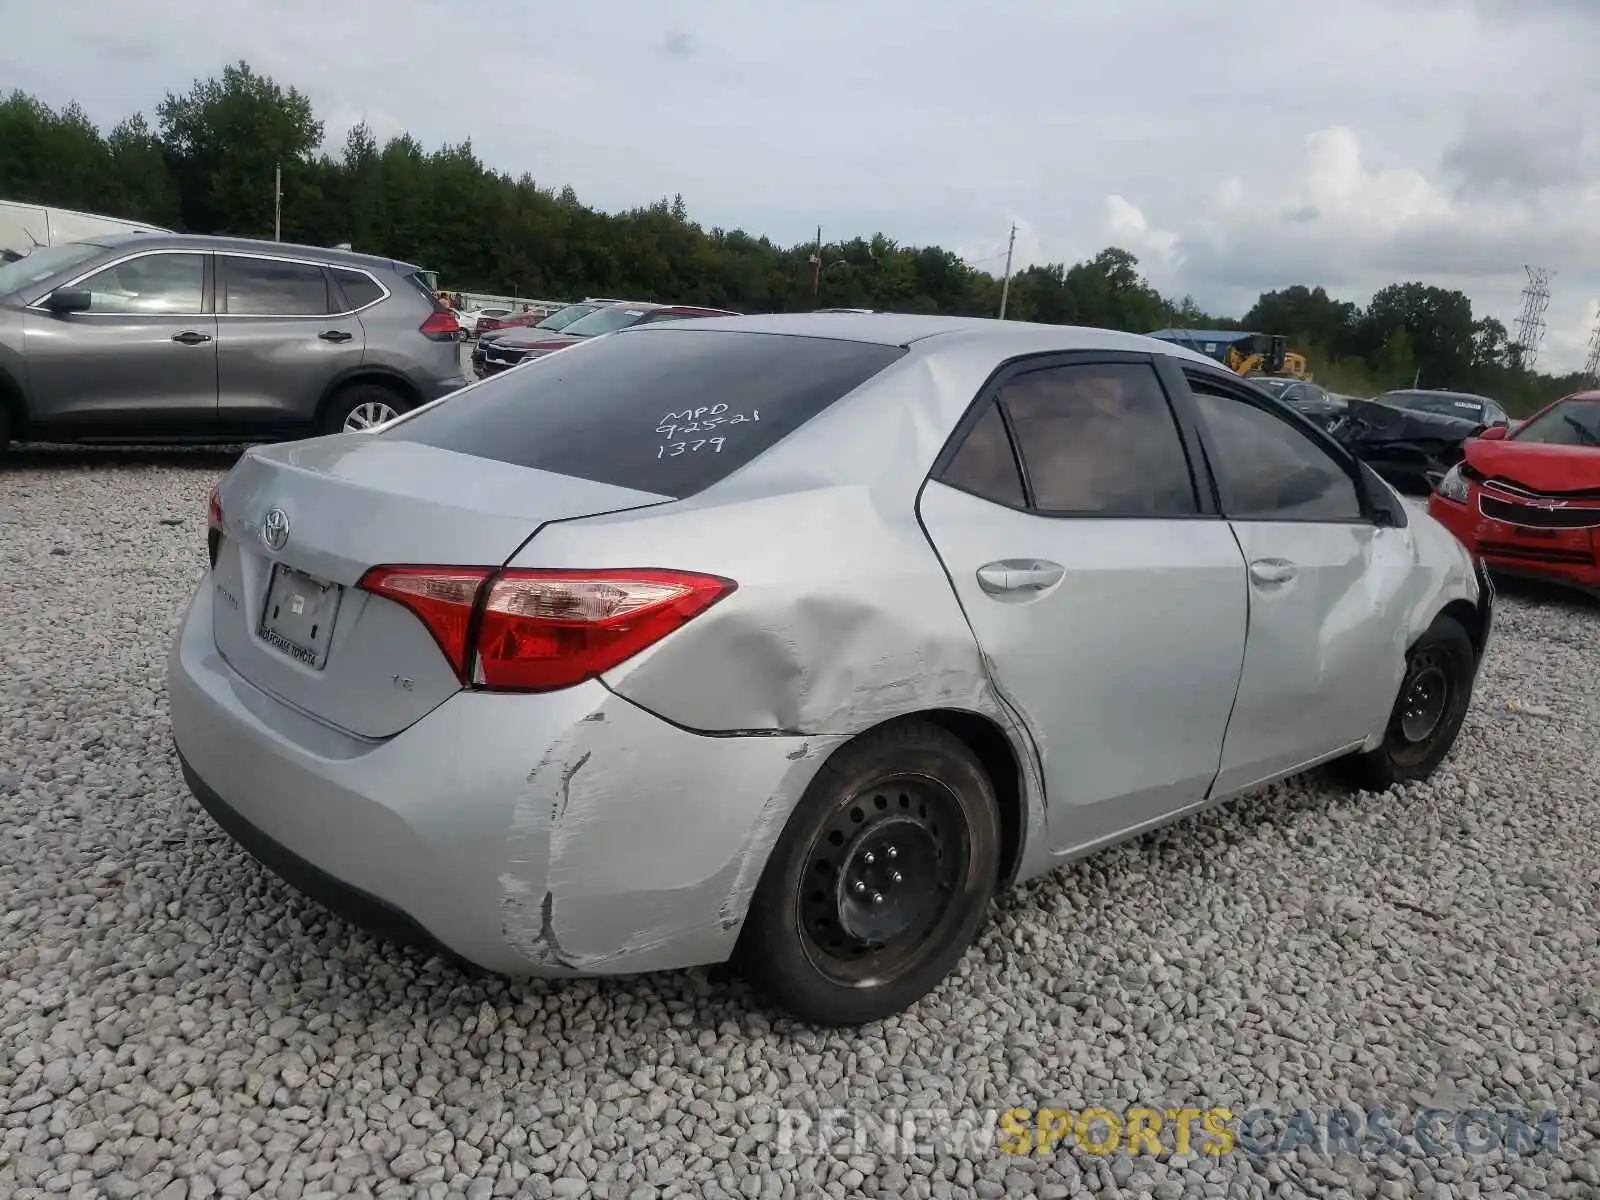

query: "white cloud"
(1103, 196), (1180, 269)
(5, 0), (1600, 367)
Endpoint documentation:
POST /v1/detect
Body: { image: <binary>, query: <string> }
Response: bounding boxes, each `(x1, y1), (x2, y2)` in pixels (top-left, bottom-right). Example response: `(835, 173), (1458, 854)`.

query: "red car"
(474, 302), (738, 376)
(1428, 390), (1600, 595)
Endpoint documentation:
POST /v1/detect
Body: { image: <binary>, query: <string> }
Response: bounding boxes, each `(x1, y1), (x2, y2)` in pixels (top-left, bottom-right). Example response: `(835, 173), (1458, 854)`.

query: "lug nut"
(891, 871), (902, 884)
(871, 892), (884, 905)
(886, 846), (897, 859)
(863, 851), (875, 865)
(853, 881), (866, 895)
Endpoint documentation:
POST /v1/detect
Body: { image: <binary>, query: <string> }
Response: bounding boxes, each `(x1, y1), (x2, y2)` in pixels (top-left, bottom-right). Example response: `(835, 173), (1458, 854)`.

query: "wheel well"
(1439, 598), (1487, 661)
(918, 708), (1027, 887)
(316, 371), (420, 425)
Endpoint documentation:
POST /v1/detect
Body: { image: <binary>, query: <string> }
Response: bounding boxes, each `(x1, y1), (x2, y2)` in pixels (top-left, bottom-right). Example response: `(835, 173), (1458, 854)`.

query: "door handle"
(318, 330), (354, 343)
(171, 330), (212, 345)
(977, 559), (1066, 597)
(1249, 558), (1298, 585)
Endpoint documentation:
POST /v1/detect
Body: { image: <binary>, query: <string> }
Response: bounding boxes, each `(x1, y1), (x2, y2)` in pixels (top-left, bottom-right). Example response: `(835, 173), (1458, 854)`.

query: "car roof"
(637, 311), (1224, 365)
(1384, 388), (1493, 403)
(83, 231), (422, 275)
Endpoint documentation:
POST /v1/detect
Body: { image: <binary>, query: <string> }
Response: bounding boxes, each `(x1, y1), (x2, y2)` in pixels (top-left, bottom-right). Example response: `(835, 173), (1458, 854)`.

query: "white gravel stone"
(2, 449), (1598, 1199)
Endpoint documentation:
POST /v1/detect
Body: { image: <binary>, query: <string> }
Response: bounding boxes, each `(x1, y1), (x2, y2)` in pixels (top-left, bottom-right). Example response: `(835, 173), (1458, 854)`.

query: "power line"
(1583, 309), (1600, 386)
(1511, 265), (1553, 370)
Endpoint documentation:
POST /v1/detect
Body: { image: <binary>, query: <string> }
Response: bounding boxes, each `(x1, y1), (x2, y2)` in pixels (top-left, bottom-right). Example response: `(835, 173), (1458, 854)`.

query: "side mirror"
(45, 287), (91, 314)
(1477, 425), (1509, 441)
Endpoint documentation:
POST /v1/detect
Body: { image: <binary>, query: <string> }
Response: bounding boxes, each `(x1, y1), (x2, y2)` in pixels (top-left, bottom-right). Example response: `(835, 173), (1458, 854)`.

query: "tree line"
(1, 62), (1586, 415)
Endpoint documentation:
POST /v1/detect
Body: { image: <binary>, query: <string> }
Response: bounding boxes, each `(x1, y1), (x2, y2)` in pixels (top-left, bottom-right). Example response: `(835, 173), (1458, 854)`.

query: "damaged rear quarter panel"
(499, 693), (829, 973)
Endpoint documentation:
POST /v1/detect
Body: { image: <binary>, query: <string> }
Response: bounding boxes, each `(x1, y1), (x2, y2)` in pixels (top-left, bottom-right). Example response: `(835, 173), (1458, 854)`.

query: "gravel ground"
(2, 451), (1598, 1200)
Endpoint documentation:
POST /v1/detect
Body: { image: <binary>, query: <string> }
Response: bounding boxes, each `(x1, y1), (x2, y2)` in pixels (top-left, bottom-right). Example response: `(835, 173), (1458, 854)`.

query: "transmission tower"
(1511, 266), (1554, 370)
(1584, 313), (1600, 386)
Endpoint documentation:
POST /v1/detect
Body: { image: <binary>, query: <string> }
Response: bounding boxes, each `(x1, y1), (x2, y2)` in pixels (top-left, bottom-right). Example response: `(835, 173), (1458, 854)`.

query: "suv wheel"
(0, 402), (11, 461)
(323, 383), (410, 435)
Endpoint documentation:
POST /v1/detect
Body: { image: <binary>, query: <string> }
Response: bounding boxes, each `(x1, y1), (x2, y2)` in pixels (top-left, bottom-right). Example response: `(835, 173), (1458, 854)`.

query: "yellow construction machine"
(1147, 329), (1312, 381)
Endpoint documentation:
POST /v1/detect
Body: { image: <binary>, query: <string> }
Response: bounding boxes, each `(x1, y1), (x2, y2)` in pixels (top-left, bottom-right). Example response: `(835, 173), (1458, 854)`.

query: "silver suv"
(0, 233), (469, 455)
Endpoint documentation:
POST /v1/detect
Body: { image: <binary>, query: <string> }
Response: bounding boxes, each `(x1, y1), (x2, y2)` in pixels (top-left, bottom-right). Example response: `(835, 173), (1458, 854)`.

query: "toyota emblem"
(260, 508), (290, 551)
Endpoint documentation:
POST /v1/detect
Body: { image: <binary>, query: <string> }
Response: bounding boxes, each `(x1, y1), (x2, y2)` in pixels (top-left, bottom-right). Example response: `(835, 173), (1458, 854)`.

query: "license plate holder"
(258, 564), (343, 670)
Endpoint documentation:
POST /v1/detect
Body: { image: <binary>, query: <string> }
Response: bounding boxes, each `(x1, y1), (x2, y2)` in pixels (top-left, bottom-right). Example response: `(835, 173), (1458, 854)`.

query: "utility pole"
(810, 225), (822, 297)
(997, 222), (1018, 320)
(273, 163), (282, 242)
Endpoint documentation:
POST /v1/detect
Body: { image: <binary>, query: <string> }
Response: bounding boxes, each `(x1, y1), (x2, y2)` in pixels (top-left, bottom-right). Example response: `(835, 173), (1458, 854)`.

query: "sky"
(6, 0), (1600, 371)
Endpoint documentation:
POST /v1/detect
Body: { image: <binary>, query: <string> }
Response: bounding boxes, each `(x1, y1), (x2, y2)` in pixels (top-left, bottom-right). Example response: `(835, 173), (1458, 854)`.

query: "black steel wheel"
(737, 719), (1002, 1026)
(1341, 613), (1476, 791)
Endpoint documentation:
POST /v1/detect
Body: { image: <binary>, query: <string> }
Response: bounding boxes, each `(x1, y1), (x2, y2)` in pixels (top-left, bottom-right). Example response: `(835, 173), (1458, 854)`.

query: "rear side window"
(940, 401), (1025, 507)
(331, 267), (384, 311)
(386, 327), (906, 498)
(222, 256), (330, 316)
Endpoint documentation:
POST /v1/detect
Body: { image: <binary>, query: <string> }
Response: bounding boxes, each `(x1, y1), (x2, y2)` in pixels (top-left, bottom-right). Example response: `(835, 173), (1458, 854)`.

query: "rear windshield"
(385, 326), (906, 498)
(1384, 391), (1487, 419)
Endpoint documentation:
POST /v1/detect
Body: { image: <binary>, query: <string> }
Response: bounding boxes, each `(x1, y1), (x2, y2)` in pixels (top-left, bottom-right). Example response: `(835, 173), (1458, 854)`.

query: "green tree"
(157, 61), (322, 237)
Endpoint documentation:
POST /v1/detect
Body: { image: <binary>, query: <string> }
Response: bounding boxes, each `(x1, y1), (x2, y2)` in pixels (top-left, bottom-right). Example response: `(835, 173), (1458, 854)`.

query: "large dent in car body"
(498, 693), (831, 973)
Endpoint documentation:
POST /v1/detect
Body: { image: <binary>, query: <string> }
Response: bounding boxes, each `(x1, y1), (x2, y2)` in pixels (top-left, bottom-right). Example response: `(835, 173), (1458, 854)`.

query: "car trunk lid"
(209, 435), (670, 738)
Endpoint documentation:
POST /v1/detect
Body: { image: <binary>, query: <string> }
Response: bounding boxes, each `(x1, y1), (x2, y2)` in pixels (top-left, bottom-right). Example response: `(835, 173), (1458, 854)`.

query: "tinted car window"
(78, 253), (204, 315)
(1190, 381), (1364, 520)
(387, 327), (905, 498)
(941, 401), (1025, 507)
(223, 256), (330, 315)
(998, 362), (1198, 516)
(330, 267), (383, 311)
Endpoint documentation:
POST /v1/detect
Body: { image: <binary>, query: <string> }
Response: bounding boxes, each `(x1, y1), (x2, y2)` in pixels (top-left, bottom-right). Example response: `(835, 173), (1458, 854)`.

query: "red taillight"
(358, 566), (736, 691)
(206, 484), (224, 568)
(359, 566), (494, 679)
(420, 310), (461, 342)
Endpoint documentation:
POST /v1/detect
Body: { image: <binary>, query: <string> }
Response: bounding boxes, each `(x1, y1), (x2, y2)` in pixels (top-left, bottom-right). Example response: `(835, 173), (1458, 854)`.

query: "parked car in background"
(458, 306), (514, 337)
(473, 302), (737, 376)
(1429, 390), (1600, 595)
(0, 232), (469, 453)
(1250, 376), (1347, 425)
(476, 301), (604, 348)
(1380, 388), (1511, 429)
(172, 314), (1489, 1025)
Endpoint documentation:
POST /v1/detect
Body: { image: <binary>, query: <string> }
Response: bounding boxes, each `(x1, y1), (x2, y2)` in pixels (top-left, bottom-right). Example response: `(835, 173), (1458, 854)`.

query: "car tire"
(0, 402), (11, 461)
(322, 383), (411, 435)
(736, 718), (1001, 1027)
(1340, 614), (1476, 792)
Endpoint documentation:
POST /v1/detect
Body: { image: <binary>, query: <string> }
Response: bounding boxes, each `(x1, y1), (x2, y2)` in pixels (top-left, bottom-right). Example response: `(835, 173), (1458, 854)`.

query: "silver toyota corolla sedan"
(169, 313), (1492, 1026)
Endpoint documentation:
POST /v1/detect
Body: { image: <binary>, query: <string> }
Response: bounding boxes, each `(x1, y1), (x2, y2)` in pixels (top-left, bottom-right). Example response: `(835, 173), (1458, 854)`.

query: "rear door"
(917, 352), (1250, 853)
(1176, 366), (1408, 793)
(214, 253), (366, 429)
(22, 249), (217, 429)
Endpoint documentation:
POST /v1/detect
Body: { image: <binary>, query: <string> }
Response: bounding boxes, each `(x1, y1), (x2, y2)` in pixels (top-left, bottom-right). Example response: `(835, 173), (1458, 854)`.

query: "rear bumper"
(1429, 493), (1600, 592)
(168, 582), (821, 976)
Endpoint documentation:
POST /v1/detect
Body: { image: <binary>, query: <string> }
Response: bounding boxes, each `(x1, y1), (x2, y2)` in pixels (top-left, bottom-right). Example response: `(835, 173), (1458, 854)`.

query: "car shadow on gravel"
(5, 443), (248, 470)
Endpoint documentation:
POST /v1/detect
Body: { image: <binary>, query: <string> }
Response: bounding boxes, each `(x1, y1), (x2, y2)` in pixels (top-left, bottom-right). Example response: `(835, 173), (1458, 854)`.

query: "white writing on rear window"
(656, 404), (759, 457)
